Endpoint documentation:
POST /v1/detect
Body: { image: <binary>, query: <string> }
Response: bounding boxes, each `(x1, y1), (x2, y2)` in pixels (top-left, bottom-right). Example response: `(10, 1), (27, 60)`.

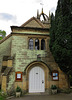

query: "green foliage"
(49, 0), (72, 75)
(0, 30), (6, 40)
(51, 85), (57, 90)
(16, 86), (22, 92)
(0, 37), (3, 40)
(0, 90), (7, 100)
(62, 89), (72, 94)
(0, 96), (4, 100)
(49, 13), (55, 52)
(69, 75), (72, 86)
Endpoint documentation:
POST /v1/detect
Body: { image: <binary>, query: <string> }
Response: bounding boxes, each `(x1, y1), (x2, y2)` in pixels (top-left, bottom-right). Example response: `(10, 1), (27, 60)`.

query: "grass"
(0, 95), (5, 100)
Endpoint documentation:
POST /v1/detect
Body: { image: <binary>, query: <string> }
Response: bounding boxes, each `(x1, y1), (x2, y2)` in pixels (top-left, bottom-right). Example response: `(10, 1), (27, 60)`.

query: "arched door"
(29, 66), (45, 93)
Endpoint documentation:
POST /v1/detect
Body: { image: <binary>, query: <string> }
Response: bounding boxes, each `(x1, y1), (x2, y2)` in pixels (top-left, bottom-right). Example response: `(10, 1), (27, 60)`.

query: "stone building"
(0, 9), (69, 93)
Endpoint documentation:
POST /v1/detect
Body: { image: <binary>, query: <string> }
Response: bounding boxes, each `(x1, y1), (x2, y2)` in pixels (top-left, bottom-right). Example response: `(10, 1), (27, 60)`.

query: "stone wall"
(1, 76), (7, 92)
(10, 34), (69, 91)
(11, 35), (50, 72)
(11, 34), (59, 72)
(0, 33), (69, 91)
(0, 36), (12, 72)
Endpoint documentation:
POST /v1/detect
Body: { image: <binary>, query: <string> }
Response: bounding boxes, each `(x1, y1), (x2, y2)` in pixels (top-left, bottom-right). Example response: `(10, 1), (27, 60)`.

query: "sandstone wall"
(11, 34), (69, 90)
(11, 35), (51, 72)
(0, 36), (12, 72)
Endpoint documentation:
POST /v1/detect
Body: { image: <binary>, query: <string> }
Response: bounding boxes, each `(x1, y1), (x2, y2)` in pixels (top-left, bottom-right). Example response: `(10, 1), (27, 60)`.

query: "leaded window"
(41, 39), (45, 50)
(29, 39), (33, 50)
(35, 39), (39, 50)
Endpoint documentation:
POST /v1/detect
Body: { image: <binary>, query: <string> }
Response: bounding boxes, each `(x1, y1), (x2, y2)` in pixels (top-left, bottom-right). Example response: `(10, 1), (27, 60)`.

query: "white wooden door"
(29, 66), (45, 93)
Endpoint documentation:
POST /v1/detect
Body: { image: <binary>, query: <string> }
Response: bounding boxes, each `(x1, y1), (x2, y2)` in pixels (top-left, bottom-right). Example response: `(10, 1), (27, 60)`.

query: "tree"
(0, 30), (6, 40)
(49, 13), (55, 52)
(49, 0), (72, 75)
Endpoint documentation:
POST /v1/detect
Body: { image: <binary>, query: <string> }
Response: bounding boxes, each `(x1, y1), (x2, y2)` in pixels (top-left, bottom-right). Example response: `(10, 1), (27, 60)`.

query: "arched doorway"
(29, 66), (45, 93)
(25, 61), (50, 93)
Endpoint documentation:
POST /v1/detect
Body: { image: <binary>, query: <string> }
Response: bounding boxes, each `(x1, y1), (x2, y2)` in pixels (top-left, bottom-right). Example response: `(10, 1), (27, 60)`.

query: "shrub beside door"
(51, 85), (57, 94)
(16, 86), (22, 97)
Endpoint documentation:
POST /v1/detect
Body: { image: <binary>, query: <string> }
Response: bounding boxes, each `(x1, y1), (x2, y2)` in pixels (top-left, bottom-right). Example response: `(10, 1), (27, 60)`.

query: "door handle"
(42, 80), (44, 83)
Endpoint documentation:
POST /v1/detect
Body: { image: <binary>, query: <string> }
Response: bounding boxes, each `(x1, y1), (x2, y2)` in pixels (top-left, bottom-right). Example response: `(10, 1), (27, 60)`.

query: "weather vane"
(40, 2), (44, 8)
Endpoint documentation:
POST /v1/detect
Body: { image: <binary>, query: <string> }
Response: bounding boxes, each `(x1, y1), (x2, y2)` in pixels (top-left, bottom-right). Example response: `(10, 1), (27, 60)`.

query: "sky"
(0, 0), (58, 36)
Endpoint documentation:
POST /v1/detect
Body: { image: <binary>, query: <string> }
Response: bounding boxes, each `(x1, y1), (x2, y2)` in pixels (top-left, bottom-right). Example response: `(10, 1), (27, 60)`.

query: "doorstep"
(25, 92), (51, 96)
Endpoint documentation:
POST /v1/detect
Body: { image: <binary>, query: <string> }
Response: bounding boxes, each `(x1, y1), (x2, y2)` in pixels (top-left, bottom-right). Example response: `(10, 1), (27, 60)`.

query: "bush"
(69, 75), (72, 86)
(0, 96), (4, 100)
(51, 85), (57, 90)
(62, 89), (72, 94)
(0, 90), (7, 100)
(16, 86), (22, 96)
(16, 86), (22, 92)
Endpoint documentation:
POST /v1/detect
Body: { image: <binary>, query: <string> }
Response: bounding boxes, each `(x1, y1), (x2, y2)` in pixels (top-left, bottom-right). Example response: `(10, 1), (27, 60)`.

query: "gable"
(23, 19), (42, 28)
(20, 17), (45, 28)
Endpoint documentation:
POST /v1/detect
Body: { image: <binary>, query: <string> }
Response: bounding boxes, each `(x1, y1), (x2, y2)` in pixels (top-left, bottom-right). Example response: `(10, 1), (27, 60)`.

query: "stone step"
(25, 92), (51, 96)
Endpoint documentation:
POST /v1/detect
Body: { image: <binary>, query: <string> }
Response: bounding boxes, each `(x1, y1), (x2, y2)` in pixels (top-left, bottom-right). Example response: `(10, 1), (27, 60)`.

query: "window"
(41, 39), (45, 50)
(15, 72), (22, 81)
(52, 71), (59, 81)
(29, 39), (33, 50)
(28, 38), (46, 50)
(35, 39), (39, 50)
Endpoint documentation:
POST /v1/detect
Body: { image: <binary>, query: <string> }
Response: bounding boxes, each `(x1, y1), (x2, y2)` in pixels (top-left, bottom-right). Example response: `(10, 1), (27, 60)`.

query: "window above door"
(28, 38), (46, 50)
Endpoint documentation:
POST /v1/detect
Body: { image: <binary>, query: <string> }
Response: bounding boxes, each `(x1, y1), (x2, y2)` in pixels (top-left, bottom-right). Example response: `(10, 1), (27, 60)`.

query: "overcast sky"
(0, 0), (58, 35)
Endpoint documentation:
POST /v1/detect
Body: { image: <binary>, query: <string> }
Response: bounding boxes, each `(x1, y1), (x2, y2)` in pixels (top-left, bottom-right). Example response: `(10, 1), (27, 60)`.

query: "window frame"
(35, 39), (39, 50)
(15, 72), (22, 82)
(29, 38), (33, 50)
(52, 70), (59, 81)
(41, 39), (45, 50)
